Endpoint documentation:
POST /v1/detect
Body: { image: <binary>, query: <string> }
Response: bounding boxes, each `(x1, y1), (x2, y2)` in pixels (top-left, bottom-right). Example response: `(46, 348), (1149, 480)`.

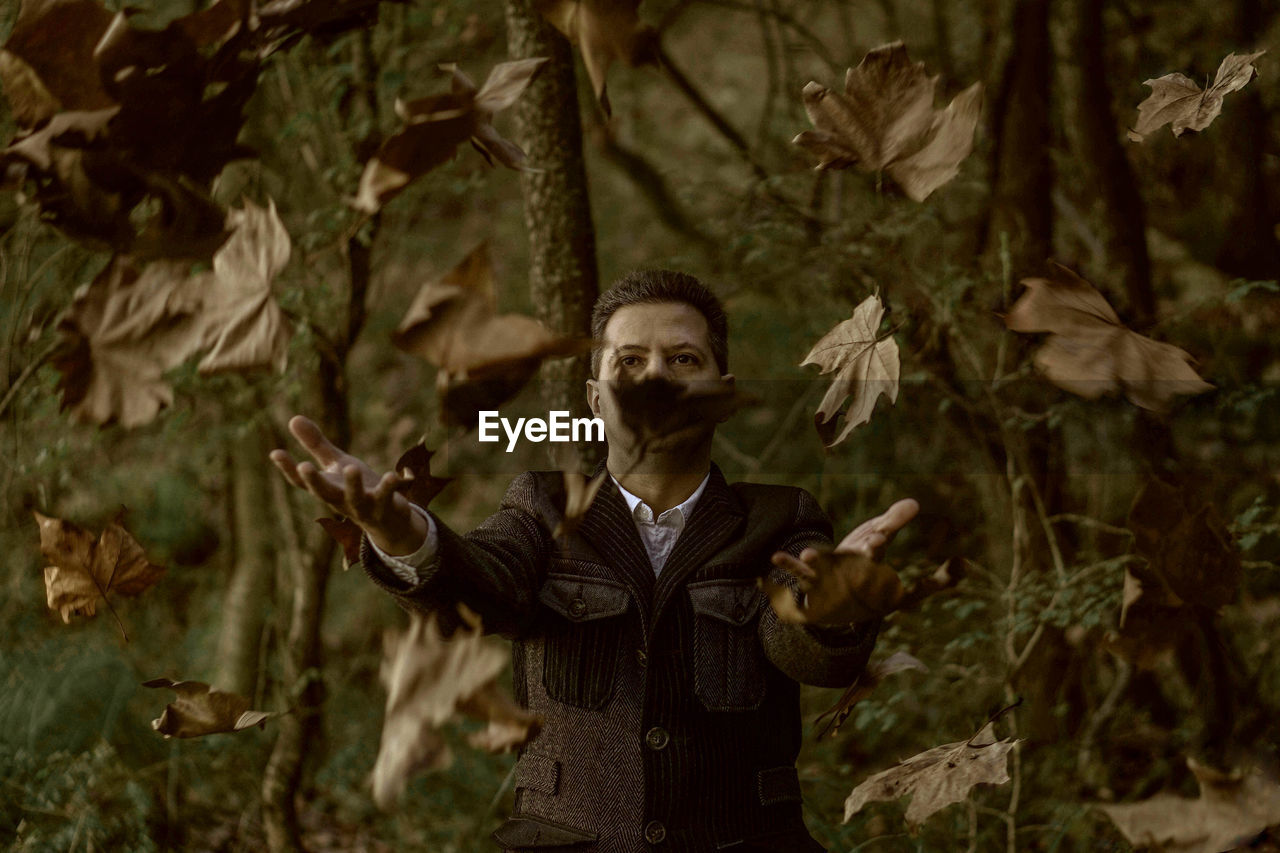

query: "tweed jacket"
(360, 461), (879, 852)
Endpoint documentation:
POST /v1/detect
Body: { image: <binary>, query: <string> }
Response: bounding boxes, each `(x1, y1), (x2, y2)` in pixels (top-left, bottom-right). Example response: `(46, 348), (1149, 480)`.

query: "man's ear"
(585, 378), (600, 417)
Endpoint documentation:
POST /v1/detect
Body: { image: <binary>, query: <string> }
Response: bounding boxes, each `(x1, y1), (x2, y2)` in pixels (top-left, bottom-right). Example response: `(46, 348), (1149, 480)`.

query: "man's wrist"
(369, 509), (430, 556)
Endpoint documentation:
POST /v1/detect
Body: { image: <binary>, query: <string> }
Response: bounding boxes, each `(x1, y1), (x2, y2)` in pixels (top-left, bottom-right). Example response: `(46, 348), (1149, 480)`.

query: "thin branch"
(0, 338), (59, 422)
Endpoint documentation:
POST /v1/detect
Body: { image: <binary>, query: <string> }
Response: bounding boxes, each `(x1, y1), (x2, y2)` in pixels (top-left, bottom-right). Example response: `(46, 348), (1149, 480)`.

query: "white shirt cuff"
(368, 504), (439, 583)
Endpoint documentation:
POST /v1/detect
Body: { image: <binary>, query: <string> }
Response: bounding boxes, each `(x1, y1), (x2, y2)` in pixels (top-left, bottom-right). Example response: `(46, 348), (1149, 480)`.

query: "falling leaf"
(844, 722), (1019, 827)
(1005, 264), (1213, 413)
(53, 256), (204, 427)
(371, 605), (541, 810)
(1126, 478), (1240, 610)
(353, 59), (547, 213)
(142, 677), (277, 738)
(317, 440), (453, 569)
(1128, 51), (1265, 142)
(598, 375), (758, 462)
(761, 550), (904, 625)
(188, 198), (292, 374)
(553, 469), (608, 538)
(34, 509), (165, 632)
(392, 244), (590, 427)
(1098, 757), (1280, 853)
(815, 650), (927, 739)
(0, 0), (116, 128)
(533, 0), (658, 114)
(793, 41), (982, 201)
(802, 293), (900, 448)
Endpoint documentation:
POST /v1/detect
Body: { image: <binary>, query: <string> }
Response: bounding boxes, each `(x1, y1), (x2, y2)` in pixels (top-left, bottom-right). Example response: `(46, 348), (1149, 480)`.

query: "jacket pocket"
(688, 578), (767, 712)
(539, 574), (630, 710)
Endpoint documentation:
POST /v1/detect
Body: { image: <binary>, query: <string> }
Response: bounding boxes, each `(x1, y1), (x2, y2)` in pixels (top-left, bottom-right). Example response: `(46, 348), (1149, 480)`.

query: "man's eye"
(620, 356), (641, 367)
(672, 354), (697, 365)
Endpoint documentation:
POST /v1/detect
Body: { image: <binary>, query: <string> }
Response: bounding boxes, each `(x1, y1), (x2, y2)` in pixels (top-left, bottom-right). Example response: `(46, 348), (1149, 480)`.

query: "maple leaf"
(392, 244), (591, 427)
(318, 440), (453, 569)
(142, 678), (278, 738)
(371, 604), (541, 810)
(1098, 757), (1280, 853)
(1128, 51), (1265, 142)
(1126, 477), (1241, 611)
(53, 256), (205, 428)
(187, 198), (293, 374)
(602, 375), (758, 461)
(0, 0), (116, 128)
(353, 59), (547, 213)
(793, 41), (982, 201)
(553, 469), (608, 538)
(1005, 263), (1213, 413)
(761, 550), (904, 625)
(844, 721), (1019, 827)
(533, 0), (658, 114)
(34, 509), (165, 635)
(802, 293), (900, 448)
(815, 650), (926, 739)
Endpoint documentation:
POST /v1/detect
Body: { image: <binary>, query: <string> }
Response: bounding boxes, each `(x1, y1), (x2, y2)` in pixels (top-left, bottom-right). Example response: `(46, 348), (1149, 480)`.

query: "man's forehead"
(601, 302), (711, 349)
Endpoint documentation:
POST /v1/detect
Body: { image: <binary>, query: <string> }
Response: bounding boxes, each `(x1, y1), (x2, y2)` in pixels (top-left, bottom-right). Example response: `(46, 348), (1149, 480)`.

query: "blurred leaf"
(1128, 51), (1265, 142)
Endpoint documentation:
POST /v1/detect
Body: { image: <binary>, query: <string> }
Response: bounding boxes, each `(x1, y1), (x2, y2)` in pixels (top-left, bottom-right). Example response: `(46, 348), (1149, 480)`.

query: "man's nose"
(641, 357), (672, 381)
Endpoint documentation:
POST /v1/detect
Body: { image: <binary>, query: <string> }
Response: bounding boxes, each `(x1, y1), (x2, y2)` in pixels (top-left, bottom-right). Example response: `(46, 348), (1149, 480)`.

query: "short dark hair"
(590, 270), (729, 377)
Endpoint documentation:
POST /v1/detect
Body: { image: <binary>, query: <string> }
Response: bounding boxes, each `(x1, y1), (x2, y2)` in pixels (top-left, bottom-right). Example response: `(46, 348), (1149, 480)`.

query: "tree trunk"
(982, 0), (1053, 279)
(214, 423), (276, 698)
(504, 0), (600, 470)
(1213, 0), (1280, 278)
(1070, 0), (1155, 328)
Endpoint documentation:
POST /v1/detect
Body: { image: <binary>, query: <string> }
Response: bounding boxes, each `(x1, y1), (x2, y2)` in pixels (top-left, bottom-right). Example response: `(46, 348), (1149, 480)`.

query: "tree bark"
(504, 0), (600, 470)
(214, 423), (277, 698)
(1070, 0), (1155, 328)
(1213, 0), (1280, 278)
(982, 0), (1053, 279)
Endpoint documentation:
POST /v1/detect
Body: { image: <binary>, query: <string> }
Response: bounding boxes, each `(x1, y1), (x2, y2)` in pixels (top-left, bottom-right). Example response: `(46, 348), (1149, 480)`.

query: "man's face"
(586, 302), (731, 451)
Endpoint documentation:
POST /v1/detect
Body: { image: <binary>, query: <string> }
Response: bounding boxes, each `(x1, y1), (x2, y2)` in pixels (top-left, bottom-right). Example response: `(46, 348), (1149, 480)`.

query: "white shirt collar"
(610, 470), (711, 526)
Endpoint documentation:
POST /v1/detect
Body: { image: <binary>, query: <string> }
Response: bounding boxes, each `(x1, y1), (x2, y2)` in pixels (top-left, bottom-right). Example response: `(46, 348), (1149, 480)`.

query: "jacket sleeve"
(359, 472), (552, 639)
(758, 487), (881, 688)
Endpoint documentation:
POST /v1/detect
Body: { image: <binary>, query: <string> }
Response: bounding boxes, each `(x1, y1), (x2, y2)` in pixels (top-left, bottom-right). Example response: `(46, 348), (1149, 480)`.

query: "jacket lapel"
(652, 462), (746, 619)
(572, 458), (656, 627)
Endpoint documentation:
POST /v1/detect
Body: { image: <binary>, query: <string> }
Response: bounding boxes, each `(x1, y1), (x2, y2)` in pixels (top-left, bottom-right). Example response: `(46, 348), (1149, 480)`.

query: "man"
(270, 270), (917, 852)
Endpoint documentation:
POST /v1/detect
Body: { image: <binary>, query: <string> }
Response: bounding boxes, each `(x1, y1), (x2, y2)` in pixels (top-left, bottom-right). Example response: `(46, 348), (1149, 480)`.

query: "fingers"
(837, 498), (920, 555)
(771, 551), (817, 589)
(288, 415), (345, 467)
(269, 449), (306, 489)
(878, 498), (920, 536)
(297, 461), (345, 509)
(343, 464), (372, 519)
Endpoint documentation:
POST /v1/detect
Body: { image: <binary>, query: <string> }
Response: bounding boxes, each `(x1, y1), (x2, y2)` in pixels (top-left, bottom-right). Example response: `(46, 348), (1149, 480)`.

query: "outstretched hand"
(269, 415), (428, 556)
(767, 499), (919, 625)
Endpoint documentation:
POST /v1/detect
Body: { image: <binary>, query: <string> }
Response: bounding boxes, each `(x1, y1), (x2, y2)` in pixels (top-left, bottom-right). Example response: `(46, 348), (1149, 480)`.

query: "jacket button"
(635, 649), (648, 667)
(569, 598), (587, 617)
(644, 726), (669, 750)
(643, 819), (666, 844)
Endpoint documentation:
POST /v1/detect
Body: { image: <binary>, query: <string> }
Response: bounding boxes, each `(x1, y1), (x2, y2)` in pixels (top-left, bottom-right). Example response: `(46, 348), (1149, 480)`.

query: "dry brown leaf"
(802, 293), (900, 448)
(1005, 264), (1213, 413)
(353, 59), (547, 213)
(142, 677), (277, 738)
(371, 605), (541, 810)
(392, 244), (590, 427)
(1127, 478), (1240, 610)
(1128, 51), (1265, 142)
(0, 0), (116, 128)
(793, 41), (982, 201)
(844, 721), (1019, 827)
(534, 0), (657, 114)
(815, 650), (926, 739)
(553, 469), (608, 538)
(188, 198), (292, 374)
(35, 509), (165, 630)
(602, 375), (757, 461)
(53, 256), (205, 427)
(1098, 757), (1280, 853)
(761, 549), (904, 625)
